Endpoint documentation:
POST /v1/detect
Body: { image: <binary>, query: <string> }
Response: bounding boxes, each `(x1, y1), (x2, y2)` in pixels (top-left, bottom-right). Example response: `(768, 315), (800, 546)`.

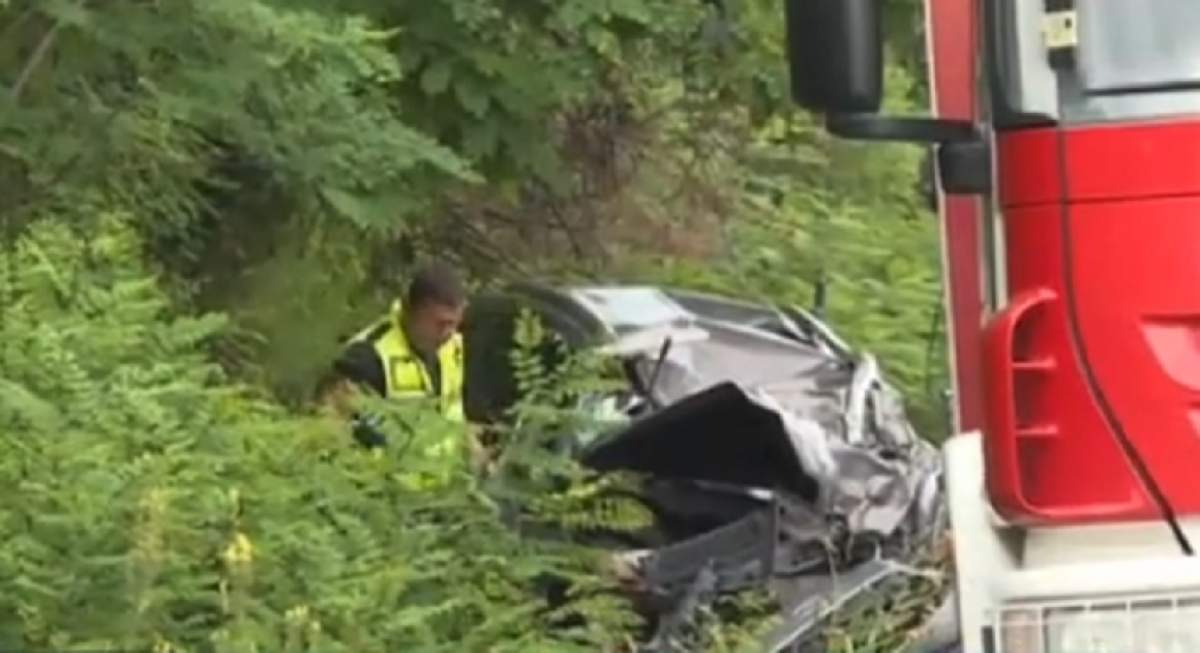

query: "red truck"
(788, 0), (1200, 651)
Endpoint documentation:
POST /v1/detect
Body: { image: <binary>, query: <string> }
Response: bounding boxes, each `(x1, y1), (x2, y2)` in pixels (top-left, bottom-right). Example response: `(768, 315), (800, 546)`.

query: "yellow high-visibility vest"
(350, 300), (465, 423)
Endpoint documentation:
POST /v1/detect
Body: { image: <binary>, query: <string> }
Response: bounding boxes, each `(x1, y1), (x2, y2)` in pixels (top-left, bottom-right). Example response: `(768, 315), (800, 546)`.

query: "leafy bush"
(0, 216), (653, 652)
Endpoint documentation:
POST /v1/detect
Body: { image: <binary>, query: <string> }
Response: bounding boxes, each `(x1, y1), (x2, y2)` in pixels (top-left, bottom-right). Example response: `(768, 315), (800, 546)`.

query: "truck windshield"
(988, 0), (1200, 126)
(1076, 0), (1200, 96)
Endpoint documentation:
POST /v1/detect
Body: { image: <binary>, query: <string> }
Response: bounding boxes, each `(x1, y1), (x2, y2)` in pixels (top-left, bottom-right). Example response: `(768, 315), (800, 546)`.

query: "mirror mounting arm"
(826, 113), (979, 144)
(826, 113), (991, 195)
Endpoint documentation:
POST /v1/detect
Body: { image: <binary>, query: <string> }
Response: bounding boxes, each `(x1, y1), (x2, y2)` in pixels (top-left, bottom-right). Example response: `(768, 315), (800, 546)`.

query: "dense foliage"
(1, 0), (947, 648)
(0, 219), (653, 651)
(2, 0), (945, 417)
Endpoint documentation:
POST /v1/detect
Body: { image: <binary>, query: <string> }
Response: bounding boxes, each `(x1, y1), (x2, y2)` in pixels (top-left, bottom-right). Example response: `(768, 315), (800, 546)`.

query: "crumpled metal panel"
(566, 286), (946, 647)
(582, 382), (822, 501)
(583, 316), (944, 546)
(466, 284), (945, 647)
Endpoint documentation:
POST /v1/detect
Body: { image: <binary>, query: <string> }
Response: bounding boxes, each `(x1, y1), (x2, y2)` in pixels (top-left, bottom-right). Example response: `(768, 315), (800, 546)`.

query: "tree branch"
(10, 20), (61, 102)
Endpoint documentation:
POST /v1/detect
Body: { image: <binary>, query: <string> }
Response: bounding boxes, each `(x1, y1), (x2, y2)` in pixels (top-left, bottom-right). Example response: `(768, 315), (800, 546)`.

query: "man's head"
(402, 261), (467, 354)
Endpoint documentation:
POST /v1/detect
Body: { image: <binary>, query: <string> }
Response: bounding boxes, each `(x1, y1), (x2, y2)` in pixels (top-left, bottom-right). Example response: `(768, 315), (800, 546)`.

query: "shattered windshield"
(569, 287), (694, 334)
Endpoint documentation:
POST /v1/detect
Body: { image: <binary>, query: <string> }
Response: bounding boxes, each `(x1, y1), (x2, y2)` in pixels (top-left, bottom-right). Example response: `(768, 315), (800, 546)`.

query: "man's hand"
(609, 549), (649, 592)
(465, 424), (500, 476)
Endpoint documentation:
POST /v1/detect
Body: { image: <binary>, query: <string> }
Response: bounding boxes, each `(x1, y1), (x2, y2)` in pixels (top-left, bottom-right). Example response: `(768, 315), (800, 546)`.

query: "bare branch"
(10, 20), (61, 102)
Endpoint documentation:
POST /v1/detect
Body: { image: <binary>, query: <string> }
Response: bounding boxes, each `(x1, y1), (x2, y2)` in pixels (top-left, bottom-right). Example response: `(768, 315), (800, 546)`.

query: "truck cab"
(785, 1), (1200, 651)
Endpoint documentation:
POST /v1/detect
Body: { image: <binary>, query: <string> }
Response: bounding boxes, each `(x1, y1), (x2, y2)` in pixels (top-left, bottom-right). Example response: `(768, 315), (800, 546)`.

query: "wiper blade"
(644, 335), (674, 410)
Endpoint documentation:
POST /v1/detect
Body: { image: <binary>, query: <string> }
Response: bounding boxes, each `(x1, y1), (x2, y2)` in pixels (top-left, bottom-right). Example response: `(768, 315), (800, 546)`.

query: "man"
(329, 262), (468, 446)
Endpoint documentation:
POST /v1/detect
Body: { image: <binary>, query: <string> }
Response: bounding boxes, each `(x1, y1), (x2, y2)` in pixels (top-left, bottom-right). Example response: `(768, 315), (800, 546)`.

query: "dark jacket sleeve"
(333, 341), (387, 398)
(332, 342), (389, 449)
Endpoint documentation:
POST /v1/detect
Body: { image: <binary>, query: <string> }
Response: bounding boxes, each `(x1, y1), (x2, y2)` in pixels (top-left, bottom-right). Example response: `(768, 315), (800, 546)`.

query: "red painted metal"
(998, 119), (1200, 207)
(927, 0), (985, 433)
(983, 121), (1200, 523)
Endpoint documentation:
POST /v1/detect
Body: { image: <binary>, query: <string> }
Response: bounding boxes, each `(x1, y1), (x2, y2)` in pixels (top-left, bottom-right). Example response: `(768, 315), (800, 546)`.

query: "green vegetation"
(1, 0), (947, 649)
(0, 219), (637, 651)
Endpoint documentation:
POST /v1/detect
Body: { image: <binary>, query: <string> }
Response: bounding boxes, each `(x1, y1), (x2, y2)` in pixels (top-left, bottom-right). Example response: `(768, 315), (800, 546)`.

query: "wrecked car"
(462, 284), (947, 651)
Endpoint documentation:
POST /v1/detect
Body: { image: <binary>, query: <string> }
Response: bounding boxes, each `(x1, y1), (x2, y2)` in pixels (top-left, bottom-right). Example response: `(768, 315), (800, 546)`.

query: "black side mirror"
(785, 0), (883, 114)
(784, 0), (989, 195)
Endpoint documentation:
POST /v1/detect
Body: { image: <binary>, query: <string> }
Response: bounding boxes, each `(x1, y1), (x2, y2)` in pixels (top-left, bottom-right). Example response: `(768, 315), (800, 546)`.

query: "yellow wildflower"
(223, 531), (254, 566)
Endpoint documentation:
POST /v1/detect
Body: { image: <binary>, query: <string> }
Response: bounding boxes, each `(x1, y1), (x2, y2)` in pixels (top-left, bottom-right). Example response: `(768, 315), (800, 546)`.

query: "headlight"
(996, 599), (1200, 653)
(1045, 606), (1132, 652)
(999, 609), (1043, 653)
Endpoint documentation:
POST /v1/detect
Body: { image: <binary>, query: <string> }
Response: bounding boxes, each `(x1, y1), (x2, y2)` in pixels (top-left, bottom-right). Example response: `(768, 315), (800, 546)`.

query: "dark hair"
(406, 261), (466, 309)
